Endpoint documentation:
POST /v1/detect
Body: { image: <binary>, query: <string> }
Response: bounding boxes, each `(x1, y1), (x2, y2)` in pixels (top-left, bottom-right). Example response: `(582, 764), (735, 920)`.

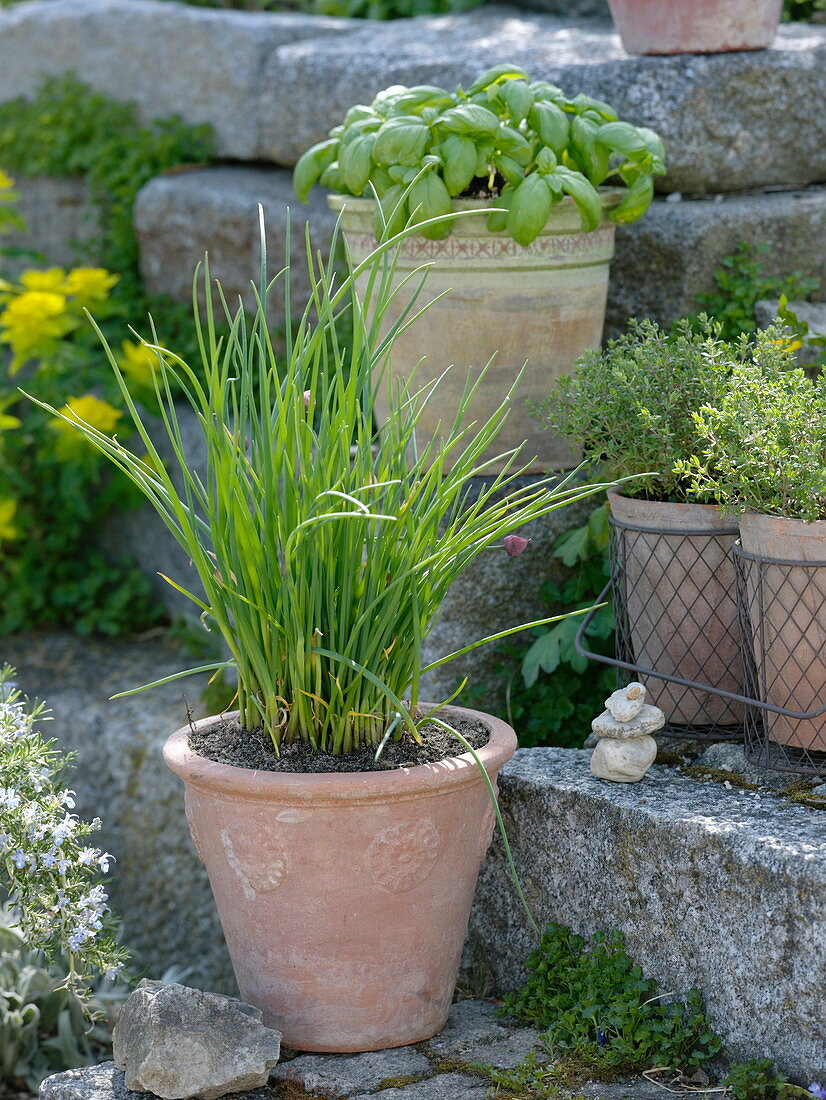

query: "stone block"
(264, 10), (826, 193)
(133, 166), (339, 330)
(1, 631), (235, 994)
(113, 981), (281, 1100)
(40, 1065), (273, 1100)
(606, 187), (826, 338)
(0, 0), (354, 162)
(0, 175), (97, 277)
(464, 747), (826, 1082)
(273, 1049), (432, 1097)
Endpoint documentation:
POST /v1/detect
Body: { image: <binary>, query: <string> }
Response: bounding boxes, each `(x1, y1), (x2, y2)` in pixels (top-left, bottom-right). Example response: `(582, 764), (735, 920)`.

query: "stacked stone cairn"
(589, 682), (665, 783)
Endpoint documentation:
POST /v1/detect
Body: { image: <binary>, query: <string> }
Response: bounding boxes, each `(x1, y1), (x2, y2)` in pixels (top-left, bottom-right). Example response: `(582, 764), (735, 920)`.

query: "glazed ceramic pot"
(738, 512), (826, 753)
(607, 0), (783, 55)
(163, 704), (516, 1052)
(330, 191), (622, 474)
(608, 491), (743, 727)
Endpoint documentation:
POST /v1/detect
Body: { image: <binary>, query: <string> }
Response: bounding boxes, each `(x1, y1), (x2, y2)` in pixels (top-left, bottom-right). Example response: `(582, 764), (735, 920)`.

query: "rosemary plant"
(30, 211), (608, 754)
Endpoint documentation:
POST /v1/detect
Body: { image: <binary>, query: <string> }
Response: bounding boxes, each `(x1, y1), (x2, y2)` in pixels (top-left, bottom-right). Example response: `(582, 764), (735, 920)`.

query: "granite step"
(1, 0), (824, 195)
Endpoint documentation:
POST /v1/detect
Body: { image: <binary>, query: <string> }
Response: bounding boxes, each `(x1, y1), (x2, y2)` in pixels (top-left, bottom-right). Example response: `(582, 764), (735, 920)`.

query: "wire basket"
(734, 542), (826, 777)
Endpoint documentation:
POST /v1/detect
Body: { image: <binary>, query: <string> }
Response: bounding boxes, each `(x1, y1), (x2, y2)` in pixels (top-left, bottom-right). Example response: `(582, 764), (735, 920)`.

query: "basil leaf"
(373, 118), (431, 167)
(598, 121), (647, 158)
(500, 81), (534, 123)
(408, 172), (454, 240)
(439, 104), (501, 136)
(528, 102), (570, 156)
(293, 138), (338, 202)
(506, 173), (554, 247)
(467, 64), (530, 95)
(440, 134), (478, 196)
(555, 168), (602, 233)
(606, 174), (655, 226)
(341, 133), (376, 195)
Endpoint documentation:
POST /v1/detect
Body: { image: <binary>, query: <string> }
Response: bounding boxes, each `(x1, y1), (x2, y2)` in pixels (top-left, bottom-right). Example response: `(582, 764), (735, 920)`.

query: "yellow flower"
(0, 289), (76, 372)
(0, 499), (18, 543)
(0, 413), (21, 431)
(0, 170), (15, 192)
(118, 339), (160, 390)
(63, 267), (119, 307)
(53, 394), (123, 436)
(19, 268), (69, 294)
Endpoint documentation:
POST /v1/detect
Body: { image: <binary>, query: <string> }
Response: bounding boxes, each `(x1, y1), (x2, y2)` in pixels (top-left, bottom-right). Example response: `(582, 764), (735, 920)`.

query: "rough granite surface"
(40, 1001), (718, 1099)
(605, 187), (826, 338)
(0, 176), (97, 278)
(1, 2), (824, 194)
(133, 166), (340, 331)
(464, 748), (826, 1083)
(0, 0), (353, 161)
(262, 13), (826, 192)
(0, 631), (234, 993)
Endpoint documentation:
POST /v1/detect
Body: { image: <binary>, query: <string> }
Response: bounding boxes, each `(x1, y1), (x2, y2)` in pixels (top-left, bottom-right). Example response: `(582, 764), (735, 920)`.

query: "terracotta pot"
(607, 0), (783, 55)
(608, 491), (742, 726)
(163, 705), (516, 1052)
(330, 192), (621, 474)
(738, 513), (826, 753)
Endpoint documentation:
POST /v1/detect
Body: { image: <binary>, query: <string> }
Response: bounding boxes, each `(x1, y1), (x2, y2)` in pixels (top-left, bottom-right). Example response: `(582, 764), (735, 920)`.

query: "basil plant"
(294, 63), (666, 246)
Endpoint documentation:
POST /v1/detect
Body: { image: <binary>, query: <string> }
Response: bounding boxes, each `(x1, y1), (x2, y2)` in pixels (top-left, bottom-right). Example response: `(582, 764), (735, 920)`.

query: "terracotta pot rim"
(739, 510), (826, 533)
(163, 704), (517, 804)
(607, 488), (739, 531)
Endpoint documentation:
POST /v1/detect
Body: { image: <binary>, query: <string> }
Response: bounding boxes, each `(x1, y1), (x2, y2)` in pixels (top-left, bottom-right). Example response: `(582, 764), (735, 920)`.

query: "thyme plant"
(676, 327), (826, 522)
(30, 213), (610, 753)
(541, 317), (737, 502)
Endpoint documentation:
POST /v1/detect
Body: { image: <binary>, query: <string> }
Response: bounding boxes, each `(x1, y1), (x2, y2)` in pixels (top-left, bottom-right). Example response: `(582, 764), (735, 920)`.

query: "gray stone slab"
(464, 747), (826, 1082)
(426, 999), (543, 1069)
(274, 1048), (432, 1096)
(0, 175), (97, 277)
(0, 0), (355, 162)
(134, 166), (339, 332)
(264, 10), (826, 193)
(1, 631), (234, 994)
(606, 187), (826, 338)
(349, 1074), (487, 1100)
(40, 1063), (272, 1100)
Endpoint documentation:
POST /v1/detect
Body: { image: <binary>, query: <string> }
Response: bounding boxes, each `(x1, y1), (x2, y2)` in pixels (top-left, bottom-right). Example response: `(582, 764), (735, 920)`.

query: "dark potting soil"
(188, 713), (490, 773)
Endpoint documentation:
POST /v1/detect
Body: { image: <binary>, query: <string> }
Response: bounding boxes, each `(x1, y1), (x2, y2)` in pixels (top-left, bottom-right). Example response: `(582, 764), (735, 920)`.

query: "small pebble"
(665, 191), (682, 203)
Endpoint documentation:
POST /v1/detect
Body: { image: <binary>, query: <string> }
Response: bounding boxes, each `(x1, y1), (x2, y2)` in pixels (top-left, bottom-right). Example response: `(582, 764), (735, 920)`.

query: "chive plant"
(30, 211), (608, 754)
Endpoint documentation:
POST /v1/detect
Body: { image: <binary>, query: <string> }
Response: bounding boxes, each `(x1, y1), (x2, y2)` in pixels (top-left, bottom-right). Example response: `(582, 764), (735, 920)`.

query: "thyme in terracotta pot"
(676, 327), (826, 758)
(294, 65), (667, 472)
(26, 212), (611, 1051)
(541, 317), (745, 728)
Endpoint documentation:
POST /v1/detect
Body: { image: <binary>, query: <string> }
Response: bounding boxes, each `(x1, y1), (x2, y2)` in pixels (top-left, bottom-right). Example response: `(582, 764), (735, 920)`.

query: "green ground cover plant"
(492, 924), (822, 1100)
(694, 242), (819, 342)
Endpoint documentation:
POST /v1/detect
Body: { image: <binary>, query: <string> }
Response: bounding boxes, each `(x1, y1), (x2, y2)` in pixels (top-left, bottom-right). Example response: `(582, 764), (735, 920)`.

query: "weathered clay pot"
(163, 705), (516, 1052)
(608, 491), (742, 726)
(330, 192), (621, 474)
(607, 0), (783, 55)
(739, 512), (826, 753)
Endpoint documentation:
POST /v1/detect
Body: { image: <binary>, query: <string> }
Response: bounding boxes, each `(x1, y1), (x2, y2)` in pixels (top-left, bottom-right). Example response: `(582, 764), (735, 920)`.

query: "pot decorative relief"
(163, 705), (516, 1053)
(331, 192), (621, 474)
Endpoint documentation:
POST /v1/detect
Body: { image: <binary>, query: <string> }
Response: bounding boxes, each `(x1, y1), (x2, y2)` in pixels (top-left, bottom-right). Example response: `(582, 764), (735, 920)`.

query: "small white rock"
(591, 704), (665, 740)
(605, 682), (646, 723)
(665, 191), (682, 203)
(590, 735), (658, 783)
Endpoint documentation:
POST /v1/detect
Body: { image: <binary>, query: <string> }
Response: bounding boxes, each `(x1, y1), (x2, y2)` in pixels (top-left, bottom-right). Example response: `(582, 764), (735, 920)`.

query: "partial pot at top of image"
(295, 64), (666, 473)
(607, 0), (784, 56)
